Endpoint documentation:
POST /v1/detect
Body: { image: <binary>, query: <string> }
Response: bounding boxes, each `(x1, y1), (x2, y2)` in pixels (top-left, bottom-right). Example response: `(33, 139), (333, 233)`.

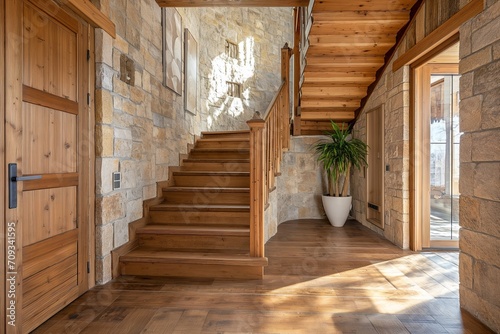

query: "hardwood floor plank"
(33, 219), (494, 333)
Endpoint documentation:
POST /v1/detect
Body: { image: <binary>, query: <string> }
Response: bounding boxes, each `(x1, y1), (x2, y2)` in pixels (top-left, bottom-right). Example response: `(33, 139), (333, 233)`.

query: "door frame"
(2, 0), (95, 331)
(1, 0), (6, 328)
(413, 63), (459, 250)
(409, 34), (459, 251)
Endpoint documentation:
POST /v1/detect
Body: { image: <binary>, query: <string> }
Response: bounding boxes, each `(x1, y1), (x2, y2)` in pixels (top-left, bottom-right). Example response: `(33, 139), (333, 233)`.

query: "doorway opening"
(411, 41), (460, 250)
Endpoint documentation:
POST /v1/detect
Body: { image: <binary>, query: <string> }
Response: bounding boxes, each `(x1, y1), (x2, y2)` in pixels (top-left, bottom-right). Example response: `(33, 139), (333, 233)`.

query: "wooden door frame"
(365, 104), (385, 229)
(2, 0), (95, 331)
(1, 0), (6, 328)
(409, 36), (459, 251)
(417, 63), (459, 249)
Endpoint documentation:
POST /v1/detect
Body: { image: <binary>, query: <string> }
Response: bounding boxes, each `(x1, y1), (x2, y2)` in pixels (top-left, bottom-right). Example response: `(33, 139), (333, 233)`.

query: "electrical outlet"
(113, 172), (121, 190)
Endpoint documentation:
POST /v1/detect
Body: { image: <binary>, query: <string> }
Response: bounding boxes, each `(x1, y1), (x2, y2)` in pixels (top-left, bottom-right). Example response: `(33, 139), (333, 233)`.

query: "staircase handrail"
(246, 44), (292, 258)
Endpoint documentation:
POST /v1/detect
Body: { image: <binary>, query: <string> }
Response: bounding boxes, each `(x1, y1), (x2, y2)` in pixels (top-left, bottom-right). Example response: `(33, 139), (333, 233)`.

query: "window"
(226, 41), (238, 59)
(227, 82), (241, 98)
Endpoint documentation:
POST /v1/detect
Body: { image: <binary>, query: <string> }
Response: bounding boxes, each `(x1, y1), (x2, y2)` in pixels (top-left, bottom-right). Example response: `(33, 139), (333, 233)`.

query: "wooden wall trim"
(393, 0), (483, 71)
(1, 0), (6, 330)
(87, 26), (96, 289)
(63, 0), (116, 38)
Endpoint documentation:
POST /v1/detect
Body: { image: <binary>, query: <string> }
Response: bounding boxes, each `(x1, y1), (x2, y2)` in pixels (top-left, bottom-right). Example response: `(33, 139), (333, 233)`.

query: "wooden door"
(4, 0), (93, 332)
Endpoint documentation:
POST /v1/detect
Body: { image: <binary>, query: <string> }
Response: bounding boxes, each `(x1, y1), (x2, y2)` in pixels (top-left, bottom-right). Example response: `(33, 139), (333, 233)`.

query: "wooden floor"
(33, 219), (493, 333)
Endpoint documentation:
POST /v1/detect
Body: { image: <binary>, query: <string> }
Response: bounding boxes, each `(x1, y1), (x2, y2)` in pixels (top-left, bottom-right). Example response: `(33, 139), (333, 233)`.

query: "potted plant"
(313, 121), (368, 227)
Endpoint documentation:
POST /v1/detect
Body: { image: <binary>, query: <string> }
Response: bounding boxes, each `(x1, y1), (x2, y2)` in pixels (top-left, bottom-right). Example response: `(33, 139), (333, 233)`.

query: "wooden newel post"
(281, 43), (292, 150)
(247, 112), (266, 258)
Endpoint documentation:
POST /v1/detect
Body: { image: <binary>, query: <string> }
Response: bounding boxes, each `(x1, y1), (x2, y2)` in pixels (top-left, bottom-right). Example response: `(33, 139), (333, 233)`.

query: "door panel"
(5, 0), (91, 332)
(22, 102), (77, 174)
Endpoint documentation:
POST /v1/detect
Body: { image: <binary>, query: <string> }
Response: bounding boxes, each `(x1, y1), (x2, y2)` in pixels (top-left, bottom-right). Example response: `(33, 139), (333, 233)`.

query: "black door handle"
(8, 163), (42, 209)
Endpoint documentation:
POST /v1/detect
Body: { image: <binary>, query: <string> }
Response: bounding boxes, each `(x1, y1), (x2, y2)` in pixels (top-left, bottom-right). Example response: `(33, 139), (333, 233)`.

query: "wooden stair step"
(172, 171), (249, 187)
(136, 224), (250, 236)
(120, 248), (267, 279)
(195, 138), (250, 149)
(162, 187), (249, 205)
(201, 130), (250, 140)
(138, 226), (250, 251)
(189, 148), (250, 159)
(149, 203), (250, 226)
(150, 203), (250, 212)
(181, 158), (250, 172)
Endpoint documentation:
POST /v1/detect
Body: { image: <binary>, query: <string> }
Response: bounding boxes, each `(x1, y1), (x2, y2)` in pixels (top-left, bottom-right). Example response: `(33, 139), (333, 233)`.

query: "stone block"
(96, 223), (114, 257)
(460, 196), (480, 231)
(460, 229), (500, 268)
(122, 100), (137, 115)
(120, 160), (138, 189)
(460, 133), (472, 163)
(494, 40), (500, 60)
(113, 75), (130, 98)
(460, 286), (500, 333)
(480, 199), (500, 239)
(459, 252), (474, 290)
(459, 72), (474, 99)
(95, 254), (112, 285)
(113, 35), (129, 54)
(473, 57), (500, 94)
(96, 63), (115, 91)
(471, 0), (500, 32)
(459, 162), (475, 196)
(96, 125), (114, 157)
(127, 198), (143, 222)
(459, 95), (482, 132)
(460, 21), (472, 58)
(474, 163), (500, 201)
(472, 17), (500, 53)
(95, 193), (125, 225)
(472, 130), (500, 162)
(114, 127), (132, 140)
(114, 138), (132, 158)
(473, 260), (500, 306)
(113, 218), (129, 249)
(481, 89), (500, 129)
(95, 29), (113, 65)
(143, 183), (157, 200)
(459, 47), (492, 74)
(95, 89), (113, 124)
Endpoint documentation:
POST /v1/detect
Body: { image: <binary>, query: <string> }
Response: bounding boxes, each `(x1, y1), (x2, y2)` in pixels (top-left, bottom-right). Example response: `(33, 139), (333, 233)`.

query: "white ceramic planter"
(322, 195), (352, 227)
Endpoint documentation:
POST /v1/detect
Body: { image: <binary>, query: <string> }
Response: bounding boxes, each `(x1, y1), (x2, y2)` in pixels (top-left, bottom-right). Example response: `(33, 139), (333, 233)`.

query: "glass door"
(428, 73), (460, 247)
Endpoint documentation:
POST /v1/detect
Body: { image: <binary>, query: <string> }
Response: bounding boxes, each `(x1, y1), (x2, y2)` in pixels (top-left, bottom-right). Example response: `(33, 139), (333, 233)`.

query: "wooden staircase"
(119, 130), (268, 279)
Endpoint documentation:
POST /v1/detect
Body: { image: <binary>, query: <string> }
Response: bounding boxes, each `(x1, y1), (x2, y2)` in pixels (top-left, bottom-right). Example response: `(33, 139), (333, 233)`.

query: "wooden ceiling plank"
(313, 0), (415, 12)
(313, 10), (409, 22)
(306, 55), (384, 66)
(309, 34), (395, 45)
(311, 22), (405, 35)
(306, 45), (391, 56)
(156, 0), (308, 6)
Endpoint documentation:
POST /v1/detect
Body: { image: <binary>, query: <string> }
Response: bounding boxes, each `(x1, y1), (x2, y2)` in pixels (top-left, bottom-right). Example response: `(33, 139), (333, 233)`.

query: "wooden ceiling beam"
(313, 11), (409, 22)
(311, 22), (405, 35)
(313, 0), (415, 12)
(306, 45), (391, 56)
(156, 0), (308, 6)
(305, 64), (380, 72)
(308, 34), (395, 45)
(306, 55), (384, 66)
